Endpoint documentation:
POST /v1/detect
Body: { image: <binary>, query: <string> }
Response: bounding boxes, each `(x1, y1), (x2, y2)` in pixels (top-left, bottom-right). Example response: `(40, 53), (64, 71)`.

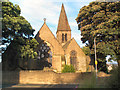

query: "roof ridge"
(35, 22), (64, 49)
(62, 38), (73, 50)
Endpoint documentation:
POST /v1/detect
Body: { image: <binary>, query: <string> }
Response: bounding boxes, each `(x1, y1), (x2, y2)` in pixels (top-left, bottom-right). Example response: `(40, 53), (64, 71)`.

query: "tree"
(76, 1), (120, 72)
(0, 2), (2, 48)
(2, 37), (39, 70)
(82, 46), (91, 56)
(2, 1), (52, 71)
(62, 65), (75, 73)
(2, 1), (39, 70)
(2, 2), (34, 47)
(19, 38), (39, 70)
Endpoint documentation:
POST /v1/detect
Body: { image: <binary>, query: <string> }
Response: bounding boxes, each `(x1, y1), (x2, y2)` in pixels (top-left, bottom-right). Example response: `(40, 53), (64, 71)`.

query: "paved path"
(2, 83), (108, 88)
(3, 84), (80, 88)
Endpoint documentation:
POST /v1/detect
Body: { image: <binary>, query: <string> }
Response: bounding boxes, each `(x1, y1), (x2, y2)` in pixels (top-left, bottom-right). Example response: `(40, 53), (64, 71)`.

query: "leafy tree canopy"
(2, 2), (35, 45)
(76, 1), (120, 61)
(2, 1), (40, 70)
(82, 46), (91, 56)
(2, 37), (39, 70)
(76, 1), (120, 72)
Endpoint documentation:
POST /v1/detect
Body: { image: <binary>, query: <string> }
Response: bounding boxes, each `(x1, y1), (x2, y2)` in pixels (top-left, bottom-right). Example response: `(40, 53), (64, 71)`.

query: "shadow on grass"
(77, 67), (120, 89)
(2, 71), (19, 88)
(77, 72), (111, 88)
(78, 72), (97, 88)
(106, 66), (120, 88)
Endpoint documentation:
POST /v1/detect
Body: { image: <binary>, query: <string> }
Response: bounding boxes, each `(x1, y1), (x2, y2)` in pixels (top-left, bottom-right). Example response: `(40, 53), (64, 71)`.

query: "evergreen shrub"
(62, 65), (75, 73)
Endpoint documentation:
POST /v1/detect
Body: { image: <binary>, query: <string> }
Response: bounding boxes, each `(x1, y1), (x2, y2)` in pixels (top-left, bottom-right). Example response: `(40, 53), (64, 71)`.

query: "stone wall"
(86, 56), (94, 72)
(35, 23), (64, 72)
(64, 38), (87, 72)
(52, 55), (62, 72)
(20, 71), (92, 84)
(2, 70), (93, 84)
(56, 31), (71, 46)
(2, 71), (19, 85)
(20, 71), (56, 84)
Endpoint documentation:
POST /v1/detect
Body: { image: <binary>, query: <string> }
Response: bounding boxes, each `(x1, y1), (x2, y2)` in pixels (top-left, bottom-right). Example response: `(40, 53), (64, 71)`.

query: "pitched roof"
(62, 38), (73, 50)
(57, 3), (71, 31)
(35, 22), (59, 44)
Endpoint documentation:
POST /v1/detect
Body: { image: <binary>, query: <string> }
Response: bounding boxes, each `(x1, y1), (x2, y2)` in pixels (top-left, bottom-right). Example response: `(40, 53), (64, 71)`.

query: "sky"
(1, 0), (117, 64)
(9, 0), (96, 47)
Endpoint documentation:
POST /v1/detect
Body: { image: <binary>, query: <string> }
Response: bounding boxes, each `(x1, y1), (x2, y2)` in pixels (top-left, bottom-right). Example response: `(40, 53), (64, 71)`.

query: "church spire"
(56, 4), (71, 46)
(57, 3), (71, 31)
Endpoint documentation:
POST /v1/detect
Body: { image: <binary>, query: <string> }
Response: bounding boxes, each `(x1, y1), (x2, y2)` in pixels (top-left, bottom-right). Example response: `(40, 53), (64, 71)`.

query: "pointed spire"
(57, 3), (71, 31)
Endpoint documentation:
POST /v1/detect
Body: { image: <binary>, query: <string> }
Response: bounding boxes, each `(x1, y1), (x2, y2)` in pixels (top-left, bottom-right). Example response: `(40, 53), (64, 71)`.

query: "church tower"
(56, 4), (71, 46)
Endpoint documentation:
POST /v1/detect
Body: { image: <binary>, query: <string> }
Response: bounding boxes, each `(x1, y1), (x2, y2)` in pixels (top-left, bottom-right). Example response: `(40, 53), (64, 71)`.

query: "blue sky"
(1, 0), (117, 64)
(9, 0), (96, 47)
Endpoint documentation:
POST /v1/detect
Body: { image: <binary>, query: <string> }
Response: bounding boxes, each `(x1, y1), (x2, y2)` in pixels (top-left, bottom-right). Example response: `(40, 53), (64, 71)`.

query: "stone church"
(35, 4), (92, 72)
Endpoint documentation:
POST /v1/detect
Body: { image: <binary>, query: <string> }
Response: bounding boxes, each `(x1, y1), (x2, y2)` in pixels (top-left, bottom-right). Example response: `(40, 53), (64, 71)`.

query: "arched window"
(38, 43), (52, 66)
(70, 50), (77, 70)
(39, 43), (50, 59)
(62, 34), (64, 42)
(65, 34), (67, 41)
(49, 51), (52, 64)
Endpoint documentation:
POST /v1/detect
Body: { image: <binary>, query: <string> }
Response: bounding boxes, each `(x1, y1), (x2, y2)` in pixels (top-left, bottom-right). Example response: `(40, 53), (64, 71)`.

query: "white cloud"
(9, 0), (95, 46)
(15, 0), (61, 35)
(69, 22), (77, 27)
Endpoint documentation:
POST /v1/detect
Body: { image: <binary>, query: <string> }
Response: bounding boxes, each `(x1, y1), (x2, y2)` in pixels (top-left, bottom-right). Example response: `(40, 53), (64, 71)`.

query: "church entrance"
(70, 50), (77, 70)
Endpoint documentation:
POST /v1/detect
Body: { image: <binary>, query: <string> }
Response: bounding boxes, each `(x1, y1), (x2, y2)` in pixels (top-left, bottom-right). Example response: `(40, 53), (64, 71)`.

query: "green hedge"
(62, 65), (75, 73)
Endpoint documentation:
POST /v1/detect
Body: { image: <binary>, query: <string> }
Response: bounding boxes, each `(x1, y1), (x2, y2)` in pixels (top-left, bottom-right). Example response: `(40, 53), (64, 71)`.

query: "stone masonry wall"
(3, 70), (94, 85)
(20, 71), (56, 84)
(2, 71), (19, 85)
(19, 71), (92, 84)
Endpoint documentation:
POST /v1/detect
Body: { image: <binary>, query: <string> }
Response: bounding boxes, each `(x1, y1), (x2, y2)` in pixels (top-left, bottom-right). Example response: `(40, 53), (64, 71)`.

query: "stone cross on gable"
(44, 18), (46, 23)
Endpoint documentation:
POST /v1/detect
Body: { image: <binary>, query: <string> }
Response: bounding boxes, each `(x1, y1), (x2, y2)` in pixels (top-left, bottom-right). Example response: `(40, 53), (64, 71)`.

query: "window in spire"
(65, 34), (67, 41)
(62, 34), (64, 42)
